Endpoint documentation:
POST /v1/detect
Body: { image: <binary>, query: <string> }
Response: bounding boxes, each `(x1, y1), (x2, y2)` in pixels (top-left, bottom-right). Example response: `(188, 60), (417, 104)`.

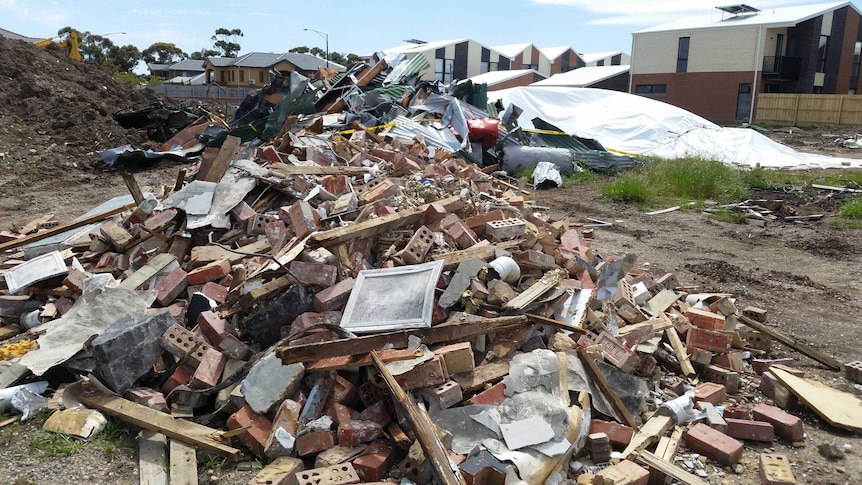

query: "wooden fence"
(755, 93), (862, 126)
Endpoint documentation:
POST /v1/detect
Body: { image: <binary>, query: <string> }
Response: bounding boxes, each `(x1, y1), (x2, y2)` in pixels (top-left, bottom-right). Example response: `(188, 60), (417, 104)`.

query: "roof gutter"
(749, 25), (764, 125)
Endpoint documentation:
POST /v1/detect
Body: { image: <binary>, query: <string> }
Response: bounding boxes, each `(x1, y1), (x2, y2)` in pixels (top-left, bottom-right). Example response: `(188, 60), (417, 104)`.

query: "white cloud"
(530, 0), (816, 25)
(0, 0), (69, 27)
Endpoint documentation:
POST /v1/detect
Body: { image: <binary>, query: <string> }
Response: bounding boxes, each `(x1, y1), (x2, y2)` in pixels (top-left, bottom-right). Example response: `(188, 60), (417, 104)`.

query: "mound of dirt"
(0, 35), (167, 184)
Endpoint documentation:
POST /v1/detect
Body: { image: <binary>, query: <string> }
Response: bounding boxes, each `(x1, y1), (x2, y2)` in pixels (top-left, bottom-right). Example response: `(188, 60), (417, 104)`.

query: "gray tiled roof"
(206, 52), (345, 71)
(168, 59), (205, 71)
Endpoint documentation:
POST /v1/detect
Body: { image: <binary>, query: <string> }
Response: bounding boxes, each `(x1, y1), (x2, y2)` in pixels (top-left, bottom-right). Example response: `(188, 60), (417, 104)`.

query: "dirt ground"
(1, 33), (862, 485)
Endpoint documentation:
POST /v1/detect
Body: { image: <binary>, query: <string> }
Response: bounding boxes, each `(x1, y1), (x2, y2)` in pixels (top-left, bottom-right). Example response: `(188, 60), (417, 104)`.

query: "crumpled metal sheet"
(532, 161), (563, 188)
(96, 144), (192, 167)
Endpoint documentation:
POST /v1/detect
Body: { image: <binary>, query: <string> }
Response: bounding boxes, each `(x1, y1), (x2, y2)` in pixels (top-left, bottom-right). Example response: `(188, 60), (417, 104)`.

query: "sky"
(0, 0), (835, 61)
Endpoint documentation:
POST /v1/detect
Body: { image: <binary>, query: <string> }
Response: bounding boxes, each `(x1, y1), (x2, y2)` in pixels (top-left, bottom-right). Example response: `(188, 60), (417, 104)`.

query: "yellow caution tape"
(335, 118), (441, 135)
(0, 339), (37, 361)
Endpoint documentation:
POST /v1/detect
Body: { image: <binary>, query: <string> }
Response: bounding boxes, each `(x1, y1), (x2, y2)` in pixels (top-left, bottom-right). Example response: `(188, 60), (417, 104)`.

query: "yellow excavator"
(34, 30), (82, 61)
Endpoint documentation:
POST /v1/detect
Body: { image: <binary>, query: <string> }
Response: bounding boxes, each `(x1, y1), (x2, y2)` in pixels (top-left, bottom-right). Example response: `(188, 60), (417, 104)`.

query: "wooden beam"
(310, 195), (464, 247)
(123, 171), (145, 206)
(278, 315), (526, 365)
(452, 357), (512, 394)
(664, 328), (697, 381)
(169, 439), (199, 485)
(634, 451), (709, 485)
(737, 314), (841, 370)
(576, 347), (638, 429)
(199, 135), (240, 183)
(79, 385), (241, 460)
(525, 313), (586, 336)
(621, 414), (674, 459)
(268, 165), (370, 176)
(117, 253), (177, 290)
(0, 202), (136, 252)
(432, 240), (523, 270)
(305, 349), (424, 372)
(371, 351), (461, 485)
(504, 269), (566, 310)
(139, 431), (168, 485)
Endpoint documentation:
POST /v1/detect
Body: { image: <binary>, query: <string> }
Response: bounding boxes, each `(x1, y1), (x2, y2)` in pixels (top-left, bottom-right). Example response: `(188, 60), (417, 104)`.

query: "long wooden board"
(117, 253), (177, 290)
(268, 165), (370, 176)
(771, 367), (862, 433)
(169, 439), (199, 485)
(277, 315), (525, 365)
(79, 386), (241, 459)
(634, 451), (709, 485)
(0, 202), (136, 252)
(577, 347), (638, 429)
(139, 431), (168, 485)
(738, 314), (841, 370)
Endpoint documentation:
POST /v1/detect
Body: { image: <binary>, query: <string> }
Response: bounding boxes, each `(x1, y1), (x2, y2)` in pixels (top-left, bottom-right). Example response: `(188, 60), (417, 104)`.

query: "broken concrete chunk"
(92, 312), (175, 394)
(242, 352), (304, 415)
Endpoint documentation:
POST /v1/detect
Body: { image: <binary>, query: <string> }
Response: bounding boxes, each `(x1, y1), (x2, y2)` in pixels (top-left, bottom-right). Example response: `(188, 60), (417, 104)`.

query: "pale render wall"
(467, 41), (483, 77)
(632, 27), (761, 74)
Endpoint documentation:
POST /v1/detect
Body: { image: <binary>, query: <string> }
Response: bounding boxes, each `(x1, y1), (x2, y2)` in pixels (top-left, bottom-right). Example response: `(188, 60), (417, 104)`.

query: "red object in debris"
(467, 118), (500, 149)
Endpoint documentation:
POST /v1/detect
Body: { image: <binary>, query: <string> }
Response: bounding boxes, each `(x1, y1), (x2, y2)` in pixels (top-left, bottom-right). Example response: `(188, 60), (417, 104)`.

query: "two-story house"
(630, 2), (862, 123)
(203, 52), (344, 88)
(380, 39), (513, 82)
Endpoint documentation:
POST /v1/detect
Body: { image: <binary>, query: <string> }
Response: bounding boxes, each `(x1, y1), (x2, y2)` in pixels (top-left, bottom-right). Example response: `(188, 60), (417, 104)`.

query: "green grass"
(24, 416), (133, 460)
(602, 174), (650, 203)
(838, 197), (862, 219)
(708, 209), (747, 224)
(28, 431), (89, 458)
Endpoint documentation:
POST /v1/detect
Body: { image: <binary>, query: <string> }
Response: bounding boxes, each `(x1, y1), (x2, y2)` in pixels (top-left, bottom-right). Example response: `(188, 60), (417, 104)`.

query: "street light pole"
(303, 28), (329, 68)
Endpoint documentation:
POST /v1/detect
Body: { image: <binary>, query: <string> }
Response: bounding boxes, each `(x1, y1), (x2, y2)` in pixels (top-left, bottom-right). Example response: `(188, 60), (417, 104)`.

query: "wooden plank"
(189, 239), (271, 267)
(371, 351), (461, 485)
(200, 135), (240, 183)
(771, 367), (862, 433)
(139, 431), (168, 485)
(117, 253), (178, 290)
(169, 439), (199, 485)
(576, 347), (639, 429)
(0, 324), (22, 341)
(0, 202), (136, 252)
(621, 414), (674, 459)
(634, 451), (709, 485)
(452, 357), (512, 394)
(649, 426), (684, 485)
(123, 171), (145, 206)
(504, 269), (566, 310)
(738, 314), (841, 370)
(525, 313), (587, 336)
(432, 240), (523, 270)
(79, 385), (241, 460)
(664, 328), (697, 380)
(305, 348), (424, 372)
(268, 165), (370, 176)
(310, 195), (464, 247)
(278, 315), (526, 365)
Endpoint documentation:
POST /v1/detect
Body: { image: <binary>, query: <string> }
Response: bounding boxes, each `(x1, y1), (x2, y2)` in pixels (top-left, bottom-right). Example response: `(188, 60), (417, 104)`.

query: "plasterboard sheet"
(340, 260), (444, 334)
(5, 250), (68, 294)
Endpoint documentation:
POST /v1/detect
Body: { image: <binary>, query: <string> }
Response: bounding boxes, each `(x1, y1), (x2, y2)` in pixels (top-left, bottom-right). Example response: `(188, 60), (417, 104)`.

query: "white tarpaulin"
(493, 86), (862, 170)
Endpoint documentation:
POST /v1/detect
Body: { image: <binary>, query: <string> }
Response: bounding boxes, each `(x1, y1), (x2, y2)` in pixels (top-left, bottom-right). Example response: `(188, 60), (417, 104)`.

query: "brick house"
(540, 46), (587, 75)
(381, 39), (513, 82)
(203, 52), (344, 88)
(630, 2), (862, 123)
(491, 43), (552, 76)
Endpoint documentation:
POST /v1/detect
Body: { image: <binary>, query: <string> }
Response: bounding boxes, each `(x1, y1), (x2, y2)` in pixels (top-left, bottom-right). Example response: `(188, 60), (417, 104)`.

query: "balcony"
(762, 56), (802, 80)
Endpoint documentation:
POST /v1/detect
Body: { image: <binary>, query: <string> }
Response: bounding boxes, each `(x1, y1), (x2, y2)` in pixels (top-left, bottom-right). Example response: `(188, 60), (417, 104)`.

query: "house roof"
(382, 39), (468, 55)
(579, 51), (624, 63)
(169, 59), (205, 71)
(635, 1), (860, 33)
(206, 52), (344, 71)
(166, 73), (207, 85)
(0, 27), (41, 42)
(147, 63), (170, 72)
(539, 46), (573, 60)
(531, 65), (630, 87)
(490, 43), (533, 57)
(468, 69), (545, 87)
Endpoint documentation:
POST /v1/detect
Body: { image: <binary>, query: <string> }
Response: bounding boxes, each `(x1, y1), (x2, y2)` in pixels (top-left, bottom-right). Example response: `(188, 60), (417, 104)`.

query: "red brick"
(260, 145), (283, 163)
(227, 404), (273, 457)
(231, 202), (257, 223)
(594, 331), (639, 373)
(144, 208), (179, 232)
(325, 374), (356, 407)
(124, 388), (168, 412)
(401, 225), (435, 264)
(589, 420), (635, 448)
(287, 200), (321, 239)
(159, 323), (213, 366)
(296, 430), (337, 457)
(62, 268), (88, 295)
(357, 178), (397, 205)
(358, 400), (392, 427)
(463, 210), (505, 234)
(712, 351), (744, 373)
(421, 203), (448, 229)
(693, 382), (727, 405)
(686, 327), (732, 353)
(700, 364), (740, 394)
(588, 432), (612, 462)
(313, 277), (355, 312)
(485, 218), (526, 242)
(752, 358), (795, 375)
(352, 440), (396, 482)
(292, 311), (343, 332)
(421, 380), (463, 409)
(200, 281), (228, 304)
(190, 348), (226, 389)
(465, 382), (506, 406)
(684, 423), (743, 466)
(219, 333), (252, 360)
(723, 407), (750, 420)
(55, 296), (74, 315)
(595, 459), (649, 485)
(338, 420), (383, 447)
(295, 463), (360, 485)
(197, 310), (236, 347)
(685, 307), (726, 330)
(187, 259), (231, 286)
(515, 250), (557, 270)
(289, 261), (337, 287)
(329, 403), (359, 426)
(322, 174), (350, 195)
(752, 403), (803, 442)
(725, 418), (774, 442)
(433, 342), (475, 375)
(395, 355), (447, 390)
(759, 453), (796, 485)
(758, 372), (798, 409)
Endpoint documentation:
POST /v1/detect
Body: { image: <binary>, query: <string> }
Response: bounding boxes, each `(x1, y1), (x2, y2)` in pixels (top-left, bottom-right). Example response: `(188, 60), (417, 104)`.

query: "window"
(677, 37), (690, 72)
(220, 70), (225, 83)
(736, 83), (752, 121)
(853, 41), (861, 77)
(434, 58), (454, 82)
(239, 70), (245, 82)
(635, 84), (667, 94)
(817, 35), (828, 72)
(597, 59), (605, 67)
(525, 64), (539, 71)
(480, 61), (490, 74)
(259, 70), (265, 82)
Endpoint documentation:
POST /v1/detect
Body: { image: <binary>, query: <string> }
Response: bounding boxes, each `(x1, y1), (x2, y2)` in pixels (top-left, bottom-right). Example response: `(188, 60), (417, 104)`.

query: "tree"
(57, 27), (140, 71)
(112, 44), (142, 72)
(190, 48), (219, 60)
(142, 42), (187, 64)
(289, 46), (310, 54)
(211, 27), (243, 57)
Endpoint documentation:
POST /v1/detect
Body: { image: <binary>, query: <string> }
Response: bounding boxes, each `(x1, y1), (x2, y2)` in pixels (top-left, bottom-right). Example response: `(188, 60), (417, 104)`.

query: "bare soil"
(1, 33), (861, 485)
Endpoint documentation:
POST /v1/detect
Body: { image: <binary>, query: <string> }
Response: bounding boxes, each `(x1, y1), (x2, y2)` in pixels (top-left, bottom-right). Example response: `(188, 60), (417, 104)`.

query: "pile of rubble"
(1, 57), (861, 485)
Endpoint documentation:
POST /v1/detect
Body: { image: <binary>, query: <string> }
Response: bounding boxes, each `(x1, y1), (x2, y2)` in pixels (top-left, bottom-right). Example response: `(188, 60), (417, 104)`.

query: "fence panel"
(148, 84), (254, 106)
(756, 93), (862, 126)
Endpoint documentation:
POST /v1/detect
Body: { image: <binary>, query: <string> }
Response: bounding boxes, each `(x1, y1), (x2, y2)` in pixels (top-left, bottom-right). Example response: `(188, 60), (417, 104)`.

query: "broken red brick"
(313, 277), (355, 312)
(752, 403), (804, 442)
(227, 404), (272, 457)
(684, 423), (743, 466)
(338, 420), (384, 447)
(187, 259), (231, 286)
(725, 418), (774, 442)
